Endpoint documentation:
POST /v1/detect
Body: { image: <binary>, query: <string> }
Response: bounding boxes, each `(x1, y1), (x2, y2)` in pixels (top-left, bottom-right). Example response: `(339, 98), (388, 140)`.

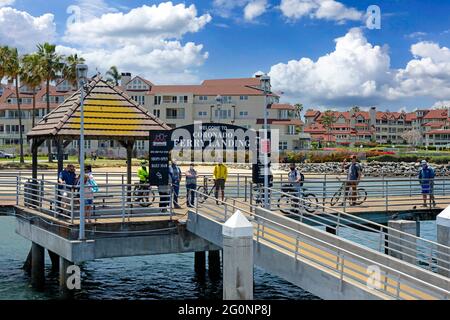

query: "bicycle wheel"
(330, 190), (342, 207)
(134, 187), (151, 207)
(148, 189), (156, 206)
(355, 188), (367, 205)
(303, 193), (319, 213)
(277, 195), (293, 215)
(196, 186), (207, 204)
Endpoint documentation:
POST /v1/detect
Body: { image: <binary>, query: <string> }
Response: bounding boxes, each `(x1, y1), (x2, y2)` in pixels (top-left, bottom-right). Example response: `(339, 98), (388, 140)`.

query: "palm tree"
(106, 66), (121, 86)
(321, 110), (337, 145)
(37, 43), (64, 161)
(63, 53), (85, 87)
(351, 106), (361, 113)
(21, 53), (44, 127)
(294, 103), (303, 119)
(0, 46), (9, 80)
(2, 47), (25, 163)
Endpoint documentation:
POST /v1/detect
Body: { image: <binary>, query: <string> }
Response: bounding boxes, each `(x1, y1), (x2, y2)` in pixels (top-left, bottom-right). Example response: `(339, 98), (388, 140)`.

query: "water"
(0, 216), (318, 300)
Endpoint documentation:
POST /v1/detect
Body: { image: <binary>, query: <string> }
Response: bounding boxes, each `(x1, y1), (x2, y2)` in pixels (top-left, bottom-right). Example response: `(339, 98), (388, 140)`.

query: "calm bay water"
(0, 215), (318, 300)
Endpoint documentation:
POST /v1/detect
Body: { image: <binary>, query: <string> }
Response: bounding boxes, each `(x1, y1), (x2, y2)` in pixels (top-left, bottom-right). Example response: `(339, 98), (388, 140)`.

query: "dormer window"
(127, 78), (149, 90)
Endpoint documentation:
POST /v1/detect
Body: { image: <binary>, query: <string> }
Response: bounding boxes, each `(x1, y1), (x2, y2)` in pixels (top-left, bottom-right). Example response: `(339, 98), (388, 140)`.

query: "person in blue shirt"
(169, 160), (182, 209)
(419, 160), (436, 208)
(342, 155), (363, 206)
(58, 164), (77, 189)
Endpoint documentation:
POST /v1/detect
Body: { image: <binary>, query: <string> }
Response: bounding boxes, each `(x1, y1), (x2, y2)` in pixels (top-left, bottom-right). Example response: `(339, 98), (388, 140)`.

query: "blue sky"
(1, 0), (450, 111)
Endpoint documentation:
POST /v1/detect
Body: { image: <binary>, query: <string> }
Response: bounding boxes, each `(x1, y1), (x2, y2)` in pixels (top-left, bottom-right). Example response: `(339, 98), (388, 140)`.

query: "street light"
(260, 75), (271, 209)
(76, 63), (88, 240)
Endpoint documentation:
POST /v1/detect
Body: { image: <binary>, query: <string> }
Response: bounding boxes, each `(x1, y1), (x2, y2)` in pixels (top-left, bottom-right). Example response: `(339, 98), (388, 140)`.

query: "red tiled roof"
(256, 119), (303, 125)
(149, 85), (264, 96)
(305, 110), (320, 117)
(423, 109), (448, 120)
(423, 122), (446, 128)
(426, 130), (450, 135)
(201, 78), (261, 87)
(268, 103), (295, 110)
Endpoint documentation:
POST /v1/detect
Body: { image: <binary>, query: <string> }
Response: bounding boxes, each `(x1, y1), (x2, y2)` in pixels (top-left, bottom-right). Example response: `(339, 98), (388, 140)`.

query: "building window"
(153, 109), (160, 118)
(287, 125), (296, 135)
(136, 141), (145, 150)
(131, 95), (145, 105)
(178, 96), (188, 104)
(240, 96), (248, 100)
(154, 96), (161, 105)
(215, 109), (232, 119)
(199, 96), (208, 101)
(239, 111), (249, 117)
(279, 141), (288, 150)
(222, 96), (232, 104)
(166, 108), (185, 119)
(198, 111), (208, 117)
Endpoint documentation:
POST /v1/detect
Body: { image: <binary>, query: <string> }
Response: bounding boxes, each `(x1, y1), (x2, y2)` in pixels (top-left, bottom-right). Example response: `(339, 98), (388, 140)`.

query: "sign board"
(252, 131), (272, 184)
(148, 130), (172, 186)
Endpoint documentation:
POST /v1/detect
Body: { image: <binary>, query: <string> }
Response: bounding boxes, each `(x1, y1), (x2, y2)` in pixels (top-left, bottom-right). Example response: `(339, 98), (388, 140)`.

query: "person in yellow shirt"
(213, 160), (228, 205)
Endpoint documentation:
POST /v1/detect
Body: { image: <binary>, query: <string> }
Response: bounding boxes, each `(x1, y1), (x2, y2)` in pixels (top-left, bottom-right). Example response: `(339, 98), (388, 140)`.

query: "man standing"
(342, 155), (362, 206)
(169, 160), (182, 209)
(419, 160), (436, 207)
(185, 163), (198, 207)
(213, 160), (228, 205)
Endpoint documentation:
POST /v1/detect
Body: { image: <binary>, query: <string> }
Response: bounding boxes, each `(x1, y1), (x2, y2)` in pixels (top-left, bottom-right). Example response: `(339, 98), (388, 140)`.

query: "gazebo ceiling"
(27, 76), (171, 141)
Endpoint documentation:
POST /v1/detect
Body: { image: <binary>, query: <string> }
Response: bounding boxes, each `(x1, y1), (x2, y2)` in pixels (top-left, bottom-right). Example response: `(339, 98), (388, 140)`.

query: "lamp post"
(260, 75), (271, 209)
(76, 64), (88, 240)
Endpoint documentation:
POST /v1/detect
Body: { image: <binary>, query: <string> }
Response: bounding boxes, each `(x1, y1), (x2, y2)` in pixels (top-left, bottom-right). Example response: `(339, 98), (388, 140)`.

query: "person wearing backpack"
(342, 155), (362, 206)
(287, 163), (304, 195)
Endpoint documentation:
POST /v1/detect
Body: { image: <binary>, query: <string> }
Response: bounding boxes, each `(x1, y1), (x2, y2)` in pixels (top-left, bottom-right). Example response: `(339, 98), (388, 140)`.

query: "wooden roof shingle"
(27, 76), (171, 140)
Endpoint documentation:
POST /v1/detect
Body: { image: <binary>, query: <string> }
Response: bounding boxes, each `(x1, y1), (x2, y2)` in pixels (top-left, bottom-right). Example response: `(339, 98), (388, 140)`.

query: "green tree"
(1, 46), (25, 163)
(21, 53), (44, 127)
(294, 103), (303, 119)
(321, 110), (337, 145)
(37, 43), (64, 161)
(106, 66), (121, 86)
(63, 53), (85, 87)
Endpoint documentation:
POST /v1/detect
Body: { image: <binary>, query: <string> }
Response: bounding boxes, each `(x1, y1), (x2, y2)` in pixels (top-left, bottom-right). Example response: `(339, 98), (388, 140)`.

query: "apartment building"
(304, 107), (450, 146)
(0, 74), (310, 156)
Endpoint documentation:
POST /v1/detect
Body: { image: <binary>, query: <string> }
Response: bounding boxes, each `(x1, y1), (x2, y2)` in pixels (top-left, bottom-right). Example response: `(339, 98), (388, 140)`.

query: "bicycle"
(196, 177), (218, 204)
(330, 177), (367, 207)
(252, 183), (272, 206)
(276, 183), (319, 214)
(133, 181), (156, 207)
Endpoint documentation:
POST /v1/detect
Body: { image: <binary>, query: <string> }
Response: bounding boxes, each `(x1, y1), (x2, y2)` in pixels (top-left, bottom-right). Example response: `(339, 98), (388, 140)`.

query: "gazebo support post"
(119, 140), (135, 207)
(56, 137), (64, 179)
(31, 138), (44, 208)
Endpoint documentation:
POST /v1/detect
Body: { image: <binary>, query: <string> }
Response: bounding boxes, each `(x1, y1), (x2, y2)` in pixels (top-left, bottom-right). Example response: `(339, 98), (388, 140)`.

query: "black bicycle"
(196, 178), (217, 204)
(330, 177), (367, 207)
(133, 182), (156, 207)
(277, 183), (319, 214)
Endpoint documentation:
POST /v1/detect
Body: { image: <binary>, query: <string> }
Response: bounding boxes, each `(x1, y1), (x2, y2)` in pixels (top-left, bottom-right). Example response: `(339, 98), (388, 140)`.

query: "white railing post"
(121, 184), (126, 223)
(16, 176), (19, 205)
(385, 180), (389, 212)
(70, 189), (74, 224)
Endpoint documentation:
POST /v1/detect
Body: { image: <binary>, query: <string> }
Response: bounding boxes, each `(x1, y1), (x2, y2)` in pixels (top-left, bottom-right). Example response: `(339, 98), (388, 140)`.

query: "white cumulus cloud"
(244, 0), (268, 21)
(60, 2), (212, 84)
(0, 7), (56, 52)
(279, 0), (363, 22)
(0, 0), (14, 8)
(268, 28), (450, 107)
(213, 0), (267, 21)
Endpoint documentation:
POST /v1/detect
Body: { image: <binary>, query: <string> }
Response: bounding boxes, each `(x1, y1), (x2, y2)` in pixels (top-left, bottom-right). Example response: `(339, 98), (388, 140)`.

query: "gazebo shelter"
(27, 75), (171, 184)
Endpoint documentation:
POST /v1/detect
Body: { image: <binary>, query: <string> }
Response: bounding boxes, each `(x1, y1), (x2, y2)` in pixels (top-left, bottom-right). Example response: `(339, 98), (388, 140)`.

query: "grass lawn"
(0, 157), (143, 170)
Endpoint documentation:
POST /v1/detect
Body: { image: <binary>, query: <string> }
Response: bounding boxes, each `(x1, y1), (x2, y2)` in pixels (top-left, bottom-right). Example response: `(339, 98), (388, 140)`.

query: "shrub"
(367, 155), (420, 162)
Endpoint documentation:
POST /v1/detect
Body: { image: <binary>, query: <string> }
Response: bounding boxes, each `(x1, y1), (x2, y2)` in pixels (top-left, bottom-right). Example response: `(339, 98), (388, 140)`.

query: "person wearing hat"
(342, 155), (363, 206)
(419, 160), (436, 207)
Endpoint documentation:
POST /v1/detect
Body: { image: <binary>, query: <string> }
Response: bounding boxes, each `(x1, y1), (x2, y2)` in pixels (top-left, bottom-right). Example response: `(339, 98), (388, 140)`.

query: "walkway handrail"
(191, 190), (450, 300)
(262, 185), (450, 275)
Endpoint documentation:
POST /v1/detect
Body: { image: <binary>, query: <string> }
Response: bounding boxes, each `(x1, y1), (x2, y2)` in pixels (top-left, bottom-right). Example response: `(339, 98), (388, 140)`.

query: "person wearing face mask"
(419, 160), (436, 208)
(185, 163), (198, 207)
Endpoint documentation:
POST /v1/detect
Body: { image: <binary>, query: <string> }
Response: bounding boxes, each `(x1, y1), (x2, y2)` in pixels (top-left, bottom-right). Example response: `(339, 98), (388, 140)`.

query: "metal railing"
(3, 171), (450, 212)
(14, 178), (173, 224)
(191, 190), (450, 300)
(255, 186), (450, 276)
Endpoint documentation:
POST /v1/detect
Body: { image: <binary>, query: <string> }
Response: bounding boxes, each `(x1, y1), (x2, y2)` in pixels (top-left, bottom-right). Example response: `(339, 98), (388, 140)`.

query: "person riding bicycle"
(137, 160), (150, 185)
(285, 163), (304, 196)
(342, 155), (362, 206)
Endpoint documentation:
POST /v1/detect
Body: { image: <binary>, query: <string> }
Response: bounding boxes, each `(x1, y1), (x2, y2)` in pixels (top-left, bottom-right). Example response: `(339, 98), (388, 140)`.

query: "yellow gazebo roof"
(27, 76), (171, 140)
